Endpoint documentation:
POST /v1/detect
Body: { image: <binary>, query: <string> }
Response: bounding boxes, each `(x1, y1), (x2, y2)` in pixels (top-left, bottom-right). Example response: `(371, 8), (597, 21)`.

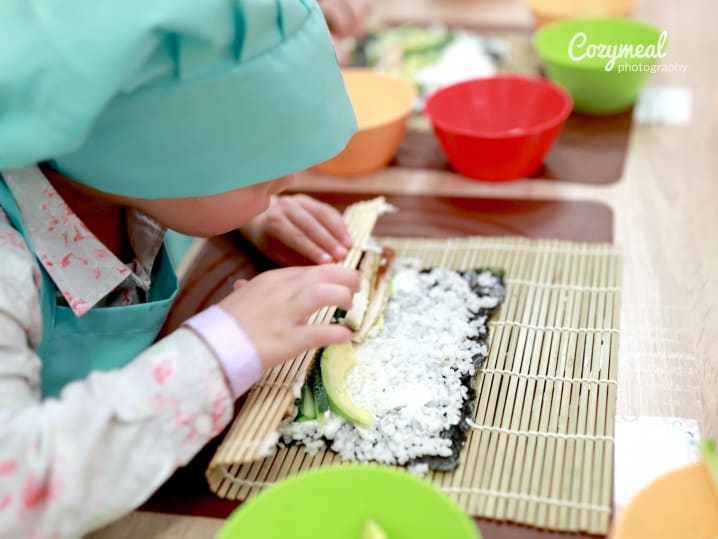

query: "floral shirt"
(0, 168), (234, 539)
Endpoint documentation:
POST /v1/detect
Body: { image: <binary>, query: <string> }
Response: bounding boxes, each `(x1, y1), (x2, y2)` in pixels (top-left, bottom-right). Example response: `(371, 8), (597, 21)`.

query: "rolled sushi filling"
(279, 261), (505, 471)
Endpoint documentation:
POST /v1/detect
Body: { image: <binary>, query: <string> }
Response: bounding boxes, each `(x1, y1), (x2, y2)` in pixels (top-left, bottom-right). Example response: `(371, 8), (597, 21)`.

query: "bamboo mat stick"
(580, 250), (613, 530)
(520, 241), (562, 524)
(268, 446), (301, 488)
(229, 387), (286, 462)
(458, 245), (507, 515)
(522, 240), (570, 523)
(559, 251), (597, 529)
(583, 248), (610, 531)
(567, 248), (599, 530)
(226, 446), (281, 498)
(585, 246), (616, 533)
(461, 245), (506, 514)
(238, 391), (295, 463)
(481, 242), (538, 517)
(472, 244), (532, 516)
(287, 449), (311, 481)
(552, 248), (589, 529)
(214, 463), (238, 498)
(320, 448), (339, 468)
(456, 244), (505, 513)
(232, 455), (268, 501)
(507, 245), (558, 519)
(242, 450), (282, 499)
(591, 246), (616, 532)
(567, 249), (597, 530)
(461, 241), (509, 515)
(581, 246), (610, 532)
(597, 253), (621, 532)
(490, 247), (544, 519)
(533, 246), (582, 528)
(486, 244), (546, 519)
(529, 244), (560, 522)
(557, 248), (591, 530)
(503, 242), (561, 521)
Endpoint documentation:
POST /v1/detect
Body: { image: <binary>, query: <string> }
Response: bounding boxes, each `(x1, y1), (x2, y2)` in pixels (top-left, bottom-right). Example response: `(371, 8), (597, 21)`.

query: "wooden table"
(89, 0), (718, 536)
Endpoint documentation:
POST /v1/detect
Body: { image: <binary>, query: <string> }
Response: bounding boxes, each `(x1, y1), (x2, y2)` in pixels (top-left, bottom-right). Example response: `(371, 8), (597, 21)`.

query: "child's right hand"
(218, 265), (360, 371)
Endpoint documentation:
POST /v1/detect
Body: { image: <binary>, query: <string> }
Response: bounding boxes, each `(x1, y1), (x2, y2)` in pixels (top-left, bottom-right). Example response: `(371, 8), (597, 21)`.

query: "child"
(0, 1), (361, 537)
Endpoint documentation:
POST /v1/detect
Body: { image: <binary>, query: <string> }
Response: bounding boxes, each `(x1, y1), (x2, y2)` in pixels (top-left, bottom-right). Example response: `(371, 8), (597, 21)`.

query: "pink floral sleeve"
(0, 212), (234, 539)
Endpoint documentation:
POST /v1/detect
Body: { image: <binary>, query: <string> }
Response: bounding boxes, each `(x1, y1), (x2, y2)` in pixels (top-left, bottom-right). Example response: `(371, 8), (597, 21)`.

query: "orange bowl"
(315, 69), (416, 176)
(613, 462), (718, 539)
(525, 0), (637, 26)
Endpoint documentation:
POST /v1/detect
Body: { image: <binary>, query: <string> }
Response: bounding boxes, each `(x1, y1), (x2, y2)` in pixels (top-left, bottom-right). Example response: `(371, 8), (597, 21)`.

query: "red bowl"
(424, 75), (572, 181)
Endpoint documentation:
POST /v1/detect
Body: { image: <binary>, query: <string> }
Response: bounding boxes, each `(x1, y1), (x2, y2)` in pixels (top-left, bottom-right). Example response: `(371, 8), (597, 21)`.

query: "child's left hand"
(239, 195), (354, 266)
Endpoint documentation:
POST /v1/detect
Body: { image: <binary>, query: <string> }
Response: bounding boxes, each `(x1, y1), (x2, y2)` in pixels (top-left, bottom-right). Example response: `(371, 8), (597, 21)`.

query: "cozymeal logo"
(568, 30), (687, 74)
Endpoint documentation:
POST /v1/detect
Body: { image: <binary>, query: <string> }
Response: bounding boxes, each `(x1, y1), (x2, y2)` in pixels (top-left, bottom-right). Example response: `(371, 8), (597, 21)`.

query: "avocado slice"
(361, 520), (388, 539)
(320, 343), (373, 428)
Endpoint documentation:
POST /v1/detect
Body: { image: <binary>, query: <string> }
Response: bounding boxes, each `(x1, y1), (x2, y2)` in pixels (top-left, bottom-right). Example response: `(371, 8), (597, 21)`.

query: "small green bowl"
(217, 464), (481, 539)
(534, 17), (667, 114)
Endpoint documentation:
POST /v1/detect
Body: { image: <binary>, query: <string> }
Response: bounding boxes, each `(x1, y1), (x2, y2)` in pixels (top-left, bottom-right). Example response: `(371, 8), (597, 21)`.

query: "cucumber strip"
(403, 33), (453, 57)
(297, 382), (316, 421)
(312, 365), (330, 415)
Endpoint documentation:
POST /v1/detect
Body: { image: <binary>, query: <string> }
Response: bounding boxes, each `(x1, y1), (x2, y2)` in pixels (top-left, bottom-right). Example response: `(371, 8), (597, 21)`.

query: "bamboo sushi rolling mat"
(206, 198), (622, 536)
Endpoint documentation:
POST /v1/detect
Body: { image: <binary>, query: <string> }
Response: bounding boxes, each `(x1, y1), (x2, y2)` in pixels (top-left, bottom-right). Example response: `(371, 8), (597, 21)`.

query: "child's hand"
(332, 34), (351, 67)
(319, 0), (374, 38)
(219, 265), (360, 370)
(239, 195), (354, 266)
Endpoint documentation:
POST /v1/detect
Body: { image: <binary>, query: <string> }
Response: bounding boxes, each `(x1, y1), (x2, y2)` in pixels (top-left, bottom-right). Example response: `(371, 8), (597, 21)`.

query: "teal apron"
(0, 176), (177, 399)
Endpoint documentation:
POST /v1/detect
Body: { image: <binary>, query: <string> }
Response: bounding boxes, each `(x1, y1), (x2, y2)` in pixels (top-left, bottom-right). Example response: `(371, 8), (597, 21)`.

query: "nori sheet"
(292, 268), (506, 471)
(408, 268), (506, 471)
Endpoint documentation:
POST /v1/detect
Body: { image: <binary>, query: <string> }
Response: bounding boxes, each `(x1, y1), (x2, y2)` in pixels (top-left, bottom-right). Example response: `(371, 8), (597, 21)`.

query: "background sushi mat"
(350, 23), (633, 185)
(143, 193), (615, 538)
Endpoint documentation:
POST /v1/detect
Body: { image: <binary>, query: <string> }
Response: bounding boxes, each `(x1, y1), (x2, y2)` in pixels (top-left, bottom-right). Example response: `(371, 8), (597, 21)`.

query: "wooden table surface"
(89, 0), (717, 537)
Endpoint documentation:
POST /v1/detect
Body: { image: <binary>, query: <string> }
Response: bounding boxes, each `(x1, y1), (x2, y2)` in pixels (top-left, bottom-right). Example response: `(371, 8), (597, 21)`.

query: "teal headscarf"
(0, 0), (357, 198)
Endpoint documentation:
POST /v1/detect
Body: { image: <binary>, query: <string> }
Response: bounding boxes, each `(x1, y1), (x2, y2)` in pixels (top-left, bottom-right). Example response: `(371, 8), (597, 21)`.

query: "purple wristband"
(184, 305), (263, 399)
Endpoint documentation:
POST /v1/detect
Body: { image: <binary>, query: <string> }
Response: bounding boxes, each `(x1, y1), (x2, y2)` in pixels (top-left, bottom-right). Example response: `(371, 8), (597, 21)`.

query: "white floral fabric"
(0, 169), (234, 538)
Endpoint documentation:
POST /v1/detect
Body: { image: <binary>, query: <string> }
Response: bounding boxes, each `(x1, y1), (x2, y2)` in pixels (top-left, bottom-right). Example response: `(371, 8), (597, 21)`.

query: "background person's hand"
(239, 194), (353, 266)
(319, 0), (374, 38)
(218, 265), (360, 370)
(332, 34), (351, 67)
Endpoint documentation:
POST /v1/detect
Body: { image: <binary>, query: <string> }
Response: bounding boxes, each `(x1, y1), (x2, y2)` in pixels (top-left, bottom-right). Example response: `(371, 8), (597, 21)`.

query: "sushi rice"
(279, 261), (505, 469)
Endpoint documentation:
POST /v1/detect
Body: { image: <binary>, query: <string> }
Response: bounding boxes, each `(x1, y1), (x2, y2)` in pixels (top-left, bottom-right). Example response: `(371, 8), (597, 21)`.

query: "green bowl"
(217, 464), (481, 539)
(534, 17), (667, 114)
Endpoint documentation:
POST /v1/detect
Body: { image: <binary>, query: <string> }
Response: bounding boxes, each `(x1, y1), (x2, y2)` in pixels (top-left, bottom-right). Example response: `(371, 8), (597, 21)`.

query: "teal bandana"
(0, 0), (356, 198)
